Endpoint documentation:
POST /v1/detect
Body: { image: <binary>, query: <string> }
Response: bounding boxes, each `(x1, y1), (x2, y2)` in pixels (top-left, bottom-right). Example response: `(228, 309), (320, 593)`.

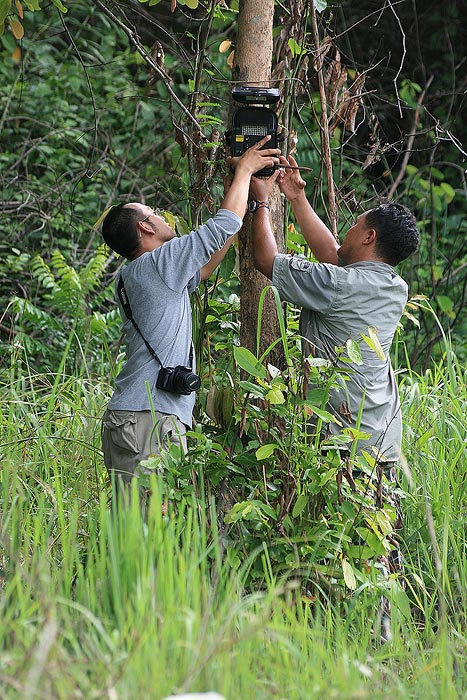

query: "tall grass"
(2, 338), (467, 699)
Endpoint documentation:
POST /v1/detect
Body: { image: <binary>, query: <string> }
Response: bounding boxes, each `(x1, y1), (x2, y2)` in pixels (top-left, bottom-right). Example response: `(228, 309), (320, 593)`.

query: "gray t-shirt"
(273, 255), (408, 461)
(108, 209), (243, 426)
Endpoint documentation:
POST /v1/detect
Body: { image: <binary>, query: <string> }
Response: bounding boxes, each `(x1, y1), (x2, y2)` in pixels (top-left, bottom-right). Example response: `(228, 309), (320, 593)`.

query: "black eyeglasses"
(140, 208), (162, 224)
(139, 207), (178, 238)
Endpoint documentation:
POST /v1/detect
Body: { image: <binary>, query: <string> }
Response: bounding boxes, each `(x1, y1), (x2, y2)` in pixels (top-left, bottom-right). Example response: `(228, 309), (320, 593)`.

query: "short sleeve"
(152, 209), (242, 292)
(272, 254), (337, 313)
(187, 271), (201, 294)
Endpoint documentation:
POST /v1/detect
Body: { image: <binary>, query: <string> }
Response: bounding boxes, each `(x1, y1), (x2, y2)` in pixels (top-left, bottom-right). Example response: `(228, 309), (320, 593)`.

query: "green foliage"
(2, 337), (467, 697)
(5, 243), (120, 372)
(0, 11), (181, 253)
(0, 0), (68, 38)
(141, 312), (405, 607)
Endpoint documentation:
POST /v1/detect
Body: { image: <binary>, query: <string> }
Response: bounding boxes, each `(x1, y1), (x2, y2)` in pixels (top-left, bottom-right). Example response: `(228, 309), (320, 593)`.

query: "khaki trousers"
(101, 409), (187, 489)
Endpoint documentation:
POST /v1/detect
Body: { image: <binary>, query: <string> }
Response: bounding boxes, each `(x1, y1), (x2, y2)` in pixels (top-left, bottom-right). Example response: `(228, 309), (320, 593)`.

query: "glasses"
(138, 208), (177, 239)
(140, 208), (161, 224)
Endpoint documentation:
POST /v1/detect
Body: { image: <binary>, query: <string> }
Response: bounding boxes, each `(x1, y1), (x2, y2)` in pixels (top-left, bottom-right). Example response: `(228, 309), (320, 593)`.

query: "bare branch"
(310, 6), (338, 240)
(387, 75), (434, 199)
(95, 0), (206, 139)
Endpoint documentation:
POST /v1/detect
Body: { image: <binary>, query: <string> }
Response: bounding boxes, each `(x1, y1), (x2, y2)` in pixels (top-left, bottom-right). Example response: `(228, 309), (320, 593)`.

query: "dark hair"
(366, 202), (419, 266)
(102, 203), (141, 259)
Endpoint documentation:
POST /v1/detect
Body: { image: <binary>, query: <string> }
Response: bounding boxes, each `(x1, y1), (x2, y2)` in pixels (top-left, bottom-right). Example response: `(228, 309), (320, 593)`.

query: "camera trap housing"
(229, 86), (281, 177)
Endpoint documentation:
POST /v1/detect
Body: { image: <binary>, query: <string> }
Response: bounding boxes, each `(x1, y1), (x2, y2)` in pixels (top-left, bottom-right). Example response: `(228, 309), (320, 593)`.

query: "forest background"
(1, 0), (467, 699)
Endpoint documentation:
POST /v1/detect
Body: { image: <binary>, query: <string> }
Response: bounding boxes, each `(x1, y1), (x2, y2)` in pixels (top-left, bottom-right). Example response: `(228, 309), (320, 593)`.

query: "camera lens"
(184, 373), (201, 392)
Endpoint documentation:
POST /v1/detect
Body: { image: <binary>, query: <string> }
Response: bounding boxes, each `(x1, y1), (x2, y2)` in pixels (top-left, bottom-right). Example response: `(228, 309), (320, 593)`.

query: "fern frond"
(80, 244), (108, 296)
(31, 256), (56, 291)
(10, 296), (61, 329)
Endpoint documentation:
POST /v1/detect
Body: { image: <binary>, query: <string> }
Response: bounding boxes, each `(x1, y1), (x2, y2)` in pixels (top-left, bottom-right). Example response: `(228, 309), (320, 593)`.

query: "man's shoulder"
(275, 253), (337, 273)
(342, 260), (406, 281)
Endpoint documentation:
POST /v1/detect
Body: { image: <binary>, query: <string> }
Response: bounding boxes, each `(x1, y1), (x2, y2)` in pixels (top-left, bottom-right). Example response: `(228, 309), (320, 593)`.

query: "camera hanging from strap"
(116, 275), (200, 395)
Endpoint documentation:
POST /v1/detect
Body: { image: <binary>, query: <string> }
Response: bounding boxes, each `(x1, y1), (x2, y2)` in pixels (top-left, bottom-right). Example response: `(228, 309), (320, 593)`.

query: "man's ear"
(362, 228), (377, 245)
(137, 220), (155, 236)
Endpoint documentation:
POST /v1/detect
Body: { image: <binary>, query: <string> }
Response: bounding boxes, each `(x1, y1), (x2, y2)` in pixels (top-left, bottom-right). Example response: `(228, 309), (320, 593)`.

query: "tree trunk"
(232, 0), (286, 369)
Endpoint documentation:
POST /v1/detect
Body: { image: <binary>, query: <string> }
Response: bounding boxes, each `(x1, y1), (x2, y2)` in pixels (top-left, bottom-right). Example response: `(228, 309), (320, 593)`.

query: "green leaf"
(343, 427), (371, 441)
(288, 37), (304, 57)
(225, 500), (276, 525)
(355, 528), (388, 556)
(256, 500), (278, 520)
(0, 0), (11, 27)
(313, 0), (327, 11)
(9, 17), (23, 39)
(159, 209), (177, 231)
(340, 501), (355, 520)
(374, 509), (393, 537)
(305, 403), (339, 423)
(50, 0), (67, 12)
(219, 244), (236, 281)
(430, 167), (444, 181)
(437, 295), (455, 318)
(385, 579), (411, 619)
(265, 386), (285, 404)
(307, 388), (328, 404)
(175, 216), (190, 236)
(292, 493), (308, 518)
(348, 545), (376, 560)
(233, 346), (267, 379)
(238, 381), (267, 399)
(255, 443), (278, 460)
(342, 559), (357, 590)
(362, 327), (386, 361)
(346, 338), (363, 365)
(440, 182), (455, 203)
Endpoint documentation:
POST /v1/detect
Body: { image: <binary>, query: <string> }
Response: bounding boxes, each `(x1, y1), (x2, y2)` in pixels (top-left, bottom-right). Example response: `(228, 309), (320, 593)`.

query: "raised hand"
(276, 155), (307, 202)
(249, 168), (280, 202)
(227, 135), (281, 177)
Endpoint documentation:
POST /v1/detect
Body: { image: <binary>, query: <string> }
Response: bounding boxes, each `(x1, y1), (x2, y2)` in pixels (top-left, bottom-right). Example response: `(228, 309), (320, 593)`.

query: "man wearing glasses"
(100, 136), (280, 502)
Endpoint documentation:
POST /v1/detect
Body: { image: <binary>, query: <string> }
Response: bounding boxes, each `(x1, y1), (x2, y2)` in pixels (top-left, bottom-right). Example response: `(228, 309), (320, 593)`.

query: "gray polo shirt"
(108, 209), (242, 427)
(273, 254), (408, 461)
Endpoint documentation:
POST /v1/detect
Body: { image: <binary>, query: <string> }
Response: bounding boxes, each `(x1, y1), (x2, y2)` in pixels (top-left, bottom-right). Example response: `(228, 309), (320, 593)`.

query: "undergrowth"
(1, 324), (467, 698)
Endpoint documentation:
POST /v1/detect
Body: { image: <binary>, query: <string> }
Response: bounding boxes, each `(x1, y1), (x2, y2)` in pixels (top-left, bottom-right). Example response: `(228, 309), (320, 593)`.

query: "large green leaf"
(346, 338), (363, 365)
(342, 559), (357, 590)
(255, 443), (278, 460)
(233, 346), (267, 379)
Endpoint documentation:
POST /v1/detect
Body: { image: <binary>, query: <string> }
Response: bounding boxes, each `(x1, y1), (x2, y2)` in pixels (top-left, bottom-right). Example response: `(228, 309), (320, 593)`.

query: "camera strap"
(117, 275), (193, 368)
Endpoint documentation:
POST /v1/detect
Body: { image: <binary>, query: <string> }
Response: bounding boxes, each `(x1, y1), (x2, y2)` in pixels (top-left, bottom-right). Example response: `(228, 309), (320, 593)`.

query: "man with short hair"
(101, 136), (280, 496)
(247, 153), (419, 461)
(245, 153), (419, 641)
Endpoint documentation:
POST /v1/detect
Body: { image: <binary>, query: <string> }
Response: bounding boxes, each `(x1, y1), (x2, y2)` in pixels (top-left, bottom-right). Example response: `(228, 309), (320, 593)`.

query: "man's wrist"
(287, 190), (307, 206)
(248, 200), (270, 213)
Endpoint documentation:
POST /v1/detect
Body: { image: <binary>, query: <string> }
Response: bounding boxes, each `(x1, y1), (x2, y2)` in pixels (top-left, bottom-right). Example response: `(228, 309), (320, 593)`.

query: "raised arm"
(278, 155), (339, 264)
(200, 138), (280, 281)
(248, 173), (281, 279)
(200, 233), (236, 281)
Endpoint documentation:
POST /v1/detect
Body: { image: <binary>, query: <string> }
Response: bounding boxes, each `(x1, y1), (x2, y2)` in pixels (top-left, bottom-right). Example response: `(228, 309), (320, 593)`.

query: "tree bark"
(232, 0), (286, 368)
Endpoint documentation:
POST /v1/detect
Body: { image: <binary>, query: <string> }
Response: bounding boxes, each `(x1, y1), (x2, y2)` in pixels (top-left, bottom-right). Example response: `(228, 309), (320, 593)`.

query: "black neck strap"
(117, 276), (193, 367)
